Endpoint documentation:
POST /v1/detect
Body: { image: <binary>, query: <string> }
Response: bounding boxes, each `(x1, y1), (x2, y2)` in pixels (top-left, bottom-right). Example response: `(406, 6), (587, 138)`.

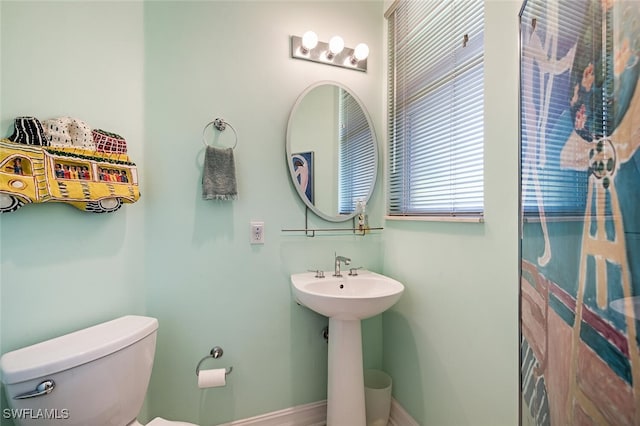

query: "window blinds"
(338, 89), (376, 214)
(520, 0), (598, 217)
(387, 0), (484, 217)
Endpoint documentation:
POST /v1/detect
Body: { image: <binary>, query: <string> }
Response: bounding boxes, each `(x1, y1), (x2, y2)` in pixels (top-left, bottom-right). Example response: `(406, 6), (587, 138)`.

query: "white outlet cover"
(250, 221), (265, 244)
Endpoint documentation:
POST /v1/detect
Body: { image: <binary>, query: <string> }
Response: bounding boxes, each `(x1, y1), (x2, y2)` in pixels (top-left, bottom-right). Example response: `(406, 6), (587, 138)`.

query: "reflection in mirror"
(287, 82), (377, 222)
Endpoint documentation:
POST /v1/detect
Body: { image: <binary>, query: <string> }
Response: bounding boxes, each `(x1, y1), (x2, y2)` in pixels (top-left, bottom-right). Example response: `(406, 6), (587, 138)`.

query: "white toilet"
(0, 315), (197, 426)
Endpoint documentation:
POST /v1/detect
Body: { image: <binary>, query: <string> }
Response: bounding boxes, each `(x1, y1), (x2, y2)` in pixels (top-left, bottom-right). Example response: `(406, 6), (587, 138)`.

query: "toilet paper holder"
(195, 346), (233, 377)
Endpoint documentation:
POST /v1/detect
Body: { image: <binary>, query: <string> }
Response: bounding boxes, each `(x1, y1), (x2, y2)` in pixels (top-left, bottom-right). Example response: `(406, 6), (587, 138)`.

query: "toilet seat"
(147, 418), (198, 426)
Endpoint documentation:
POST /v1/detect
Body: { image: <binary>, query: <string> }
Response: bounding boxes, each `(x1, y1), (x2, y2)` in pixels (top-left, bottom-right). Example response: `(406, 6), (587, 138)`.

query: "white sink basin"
(291, 270), (404, 320)
(291, 269), (404, 425)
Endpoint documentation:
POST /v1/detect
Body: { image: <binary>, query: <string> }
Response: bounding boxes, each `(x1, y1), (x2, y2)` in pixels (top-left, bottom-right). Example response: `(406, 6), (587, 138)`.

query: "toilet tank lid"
(0, 315), (158, 385)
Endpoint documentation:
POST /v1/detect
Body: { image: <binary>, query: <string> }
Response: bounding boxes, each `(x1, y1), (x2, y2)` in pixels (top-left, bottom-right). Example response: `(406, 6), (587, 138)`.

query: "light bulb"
(353, 43), (370, 62)
(301, 31), (318, 53)
(328, 36), (345, 58)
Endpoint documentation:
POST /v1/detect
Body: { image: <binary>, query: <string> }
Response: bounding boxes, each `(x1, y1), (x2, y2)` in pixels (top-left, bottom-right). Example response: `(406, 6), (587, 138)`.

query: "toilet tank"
(0, 315), (158, 426)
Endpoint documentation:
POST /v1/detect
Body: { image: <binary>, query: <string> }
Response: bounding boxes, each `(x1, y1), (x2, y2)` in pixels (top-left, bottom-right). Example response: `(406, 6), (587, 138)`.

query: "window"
(386, 0), (484, 219)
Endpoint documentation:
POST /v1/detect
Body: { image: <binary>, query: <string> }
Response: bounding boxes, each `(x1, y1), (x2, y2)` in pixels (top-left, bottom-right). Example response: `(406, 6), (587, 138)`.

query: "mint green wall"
(0, 2), (147, 424)
(143, 2), (383, 423)
(0, 1), (384, 425)
(380, 1), (521, 425)
(0, 0), (147, 343)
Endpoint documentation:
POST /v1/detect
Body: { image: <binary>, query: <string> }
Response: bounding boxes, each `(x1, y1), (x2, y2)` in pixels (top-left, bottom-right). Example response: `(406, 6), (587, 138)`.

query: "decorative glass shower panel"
(520, 0), (640, 424)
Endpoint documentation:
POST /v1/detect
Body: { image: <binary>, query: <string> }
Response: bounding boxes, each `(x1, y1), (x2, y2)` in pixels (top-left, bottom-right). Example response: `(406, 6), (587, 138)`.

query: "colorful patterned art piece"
(291, 151), (314, 204)
(520, 0), (640, 424)
(0, 116), (140, 213)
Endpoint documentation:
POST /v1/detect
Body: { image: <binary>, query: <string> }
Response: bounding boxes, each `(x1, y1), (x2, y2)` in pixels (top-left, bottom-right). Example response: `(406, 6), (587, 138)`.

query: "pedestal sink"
(291, 270), (404, 426)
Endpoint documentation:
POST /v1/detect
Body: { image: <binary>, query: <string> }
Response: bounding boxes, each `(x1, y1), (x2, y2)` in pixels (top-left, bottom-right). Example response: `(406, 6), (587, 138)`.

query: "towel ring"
(195, 346), (233, 377)
(202, 118), (238, 149)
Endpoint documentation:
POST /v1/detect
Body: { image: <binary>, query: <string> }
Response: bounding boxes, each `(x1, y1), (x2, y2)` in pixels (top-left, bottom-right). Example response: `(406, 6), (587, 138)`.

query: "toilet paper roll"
(198, 368), (226, 389)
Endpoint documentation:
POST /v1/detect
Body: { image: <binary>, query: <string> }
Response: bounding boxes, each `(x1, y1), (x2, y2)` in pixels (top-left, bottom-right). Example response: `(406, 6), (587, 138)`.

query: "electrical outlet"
(250, 221), (265, 244)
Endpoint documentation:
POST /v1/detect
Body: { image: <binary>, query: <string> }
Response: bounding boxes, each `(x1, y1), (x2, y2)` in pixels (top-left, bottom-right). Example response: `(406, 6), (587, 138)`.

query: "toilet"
(0, 315), (197, 426)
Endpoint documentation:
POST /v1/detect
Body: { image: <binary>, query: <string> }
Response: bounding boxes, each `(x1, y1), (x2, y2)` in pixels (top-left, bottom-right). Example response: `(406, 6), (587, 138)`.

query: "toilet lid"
(147, 417), (198, 426)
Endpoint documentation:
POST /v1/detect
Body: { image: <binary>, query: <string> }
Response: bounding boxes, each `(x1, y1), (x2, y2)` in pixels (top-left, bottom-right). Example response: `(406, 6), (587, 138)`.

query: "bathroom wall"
(0, 2), (147, 424)
(0, 1), (383, 425)
(380, 1), (521, 425)
(143, 2), (384, 423)
(0, 0), (147, 339)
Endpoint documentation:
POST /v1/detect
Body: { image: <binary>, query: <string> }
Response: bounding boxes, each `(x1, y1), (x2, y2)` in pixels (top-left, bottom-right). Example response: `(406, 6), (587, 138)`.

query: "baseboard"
(215, 397), (418, 426)
(389, 398), (420, 426)
(216, 400), (327, 426)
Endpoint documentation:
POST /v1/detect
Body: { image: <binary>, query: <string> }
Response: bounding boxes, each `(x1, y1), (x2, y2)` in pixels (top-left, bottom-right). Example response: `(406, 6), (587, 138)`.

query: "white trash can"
(364, 369), (392, 426)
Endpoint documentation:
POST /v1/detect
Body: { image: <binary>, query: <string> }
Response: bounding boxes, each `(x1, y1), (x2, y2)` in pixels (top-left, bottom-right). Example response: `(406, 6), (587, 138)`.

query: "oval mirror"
(286, 82), (378, 222)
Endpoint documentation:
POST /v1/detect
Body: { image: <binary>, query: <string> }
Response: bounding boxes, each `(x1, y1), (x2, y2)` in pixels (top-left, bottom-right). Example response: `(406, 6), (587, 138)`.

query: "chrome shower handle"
(14, 380), (55, 399)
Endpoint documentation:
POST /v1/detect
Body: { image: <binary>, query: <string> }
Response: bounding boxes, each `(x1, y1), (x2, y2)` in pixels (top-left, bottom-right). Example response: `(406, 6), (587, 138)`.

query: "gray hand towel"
(202, 146), (237, 200)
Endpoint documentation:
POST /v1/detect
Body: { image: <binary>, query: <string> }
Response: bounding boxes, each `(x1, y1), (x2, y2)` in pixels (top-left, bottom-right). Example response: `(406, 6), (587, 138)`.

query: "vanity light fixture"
(290, 31), (368, 72)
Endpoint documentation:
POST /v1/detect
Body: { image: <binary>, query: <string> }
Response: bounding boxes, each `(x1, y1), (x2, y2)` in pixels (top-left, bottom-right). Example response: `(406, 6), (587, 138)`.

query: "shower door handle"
(14, 380), (55, 399)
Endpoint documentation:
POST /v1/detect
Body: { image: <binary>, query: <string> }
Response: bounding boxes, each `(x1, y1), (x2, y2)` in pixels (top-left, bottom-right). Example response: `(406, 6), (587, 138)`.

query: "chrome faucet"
(334, 254), (351, 277)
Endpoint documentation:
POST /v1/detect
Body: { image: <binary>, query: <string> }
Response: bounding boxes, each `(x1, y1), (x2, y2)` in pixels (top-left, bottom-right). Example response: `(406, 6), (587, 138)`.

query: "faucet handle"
(348, 267), (363, 276)
(308, 269), (325, 278)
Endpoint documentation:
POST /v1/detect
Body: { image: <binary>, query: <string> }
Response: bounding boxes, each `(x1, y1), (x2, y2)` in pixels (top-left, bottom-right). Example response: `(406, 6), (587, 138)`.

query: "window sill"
(385, 215), (484, 223)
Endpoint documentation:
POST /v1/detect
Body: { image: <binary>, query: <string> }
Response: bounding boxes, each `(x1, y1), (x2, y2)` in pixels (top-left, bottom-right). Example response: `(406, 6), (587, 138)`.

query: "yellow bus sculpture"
(0, 138), (140, 213)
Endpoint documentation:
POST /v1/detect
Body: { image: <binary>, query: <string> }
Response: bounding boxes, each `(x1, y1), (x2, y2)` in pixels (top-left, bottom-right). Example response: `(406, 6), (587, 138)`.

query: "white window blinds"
(387, 0), (484, 217)
(339, 89), (376, 214)
(520, 0), (597, 218)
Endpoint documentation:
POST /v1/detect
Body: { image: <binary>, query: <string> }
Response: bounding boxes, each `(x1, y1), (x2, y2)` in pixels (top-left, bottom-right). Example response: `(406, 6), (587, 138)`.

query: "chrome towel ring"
(202, 118), (238, 149)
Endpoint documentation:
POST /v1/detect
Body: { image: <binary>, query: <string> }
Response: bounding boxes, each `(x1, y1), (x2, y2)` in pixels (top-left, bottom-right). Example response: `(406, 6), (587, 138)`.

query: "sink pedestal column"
(327, 318), (366, 426)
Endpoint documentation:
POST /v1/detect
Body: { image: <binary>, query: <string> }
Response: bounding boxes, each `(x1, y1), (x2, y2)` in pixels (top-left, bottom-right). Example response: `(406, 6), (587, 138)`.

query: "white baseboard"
(216, 398), (419, 426)
(216, 400), (326, 426)
(389, 398), (420, 426)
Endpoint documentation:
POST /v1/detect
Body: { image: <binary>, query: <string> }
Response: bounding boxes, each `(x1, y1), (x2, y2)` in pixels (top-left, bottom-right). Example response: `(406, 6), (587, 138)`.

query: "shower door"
(519, 0), (640, 424)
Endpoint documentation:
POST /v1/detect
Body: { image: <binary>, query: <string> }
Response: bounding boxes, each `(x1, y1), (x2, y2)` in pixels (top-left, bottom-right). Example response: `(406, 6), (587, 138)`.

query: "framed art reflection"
(291, 151), (314, 204)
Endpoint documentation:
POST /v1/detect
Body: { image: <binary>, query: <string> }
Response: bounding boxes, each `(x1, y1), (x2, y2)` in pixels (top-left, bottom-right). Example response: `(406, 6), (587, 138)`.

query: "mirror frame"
(286, 81), (379, 223)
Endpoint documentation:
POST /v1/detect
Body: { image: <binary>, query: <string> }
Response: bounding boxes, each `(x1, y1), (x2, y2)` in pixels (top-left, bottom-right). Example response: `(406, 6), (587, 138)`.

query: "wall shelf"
(281, 207), (382, 237)
(281, 226), (383, 238)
